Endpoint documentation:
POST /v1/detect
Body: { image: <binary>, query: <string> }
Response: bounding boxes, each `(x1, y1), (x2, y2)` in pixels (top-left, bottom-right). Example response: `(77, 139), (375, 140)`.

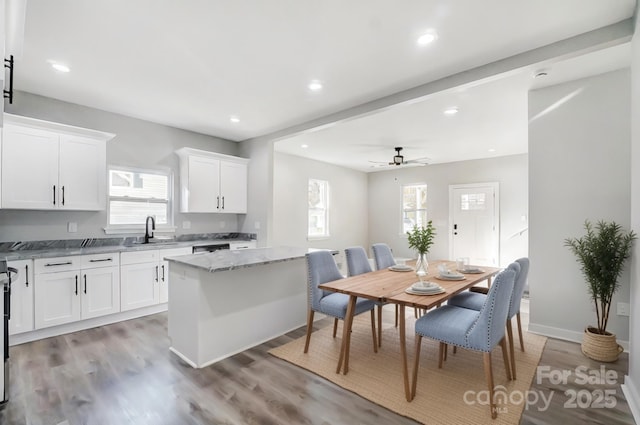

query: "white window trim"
(307, 178), (330, 240)
(104, 165), (175, 235)
(400, 182), (428, 236)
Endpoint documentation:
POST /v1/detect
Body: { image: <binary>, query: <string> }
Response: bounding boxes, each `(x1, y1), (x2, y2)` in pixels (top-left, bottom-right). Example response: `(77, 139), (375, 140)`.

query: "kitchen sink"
(127, 239), (179, 246)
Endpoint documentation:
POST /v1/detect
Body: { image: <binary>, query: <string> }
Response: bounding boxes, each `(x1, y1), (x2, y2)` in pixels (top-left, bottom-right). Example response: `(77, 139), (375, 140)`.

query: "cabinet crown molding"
(4, 113), (116, 141)
(175, 147), (249, 164)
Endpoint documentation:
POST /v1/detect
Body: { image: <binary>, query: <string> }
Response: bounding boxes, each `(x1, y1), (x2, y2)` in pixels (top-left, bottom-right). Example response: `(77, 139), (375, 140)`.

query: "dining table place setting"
(435, 263), (466, 281)
(404, 280), (445, 295)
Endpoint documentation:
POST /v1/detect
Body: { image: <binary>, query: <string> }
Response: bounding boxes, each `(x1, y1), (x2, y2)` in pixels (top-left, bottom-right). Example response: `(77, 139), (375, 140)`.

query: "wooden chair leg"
(438, 342), (445, 368)
(332, 318), (338, 338)
(414, 307), (418, 319)
(500, 337), (513, 381)
(443, 343), (448, 362)
(453, 346), (457, 354)
(395, 304), (399, 327)
(506, 319), (516, 380)
(377, 305), (383, 348)
(370, 309), (378, 353)
(483, 352), (497, 419)
(304, 310), (315, 353)
(516, 312), (525, 352)
(411, 334), (423, 399)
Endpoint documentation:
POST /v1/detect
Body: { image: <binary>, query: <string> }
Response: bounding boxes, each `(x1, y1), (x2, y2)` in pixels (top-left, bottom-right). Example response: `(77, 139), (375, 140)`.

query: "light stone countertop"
(0, 238), (253, 261)
(164, 246), (330, 273)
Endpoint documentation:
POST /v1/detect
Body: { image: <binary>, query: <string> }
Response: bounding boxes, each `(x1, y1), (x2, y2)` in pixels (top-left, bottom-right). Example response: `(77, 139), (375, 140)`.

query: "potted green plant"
(407, 220), (437, 276)
(564, 220), (636, 362)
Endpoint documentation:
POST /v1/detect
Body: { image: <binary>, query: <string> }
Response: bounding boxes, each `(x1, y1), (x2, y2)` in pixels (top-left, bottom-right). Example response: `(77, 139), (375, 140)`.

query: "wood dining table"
(318, 259), (500, 402)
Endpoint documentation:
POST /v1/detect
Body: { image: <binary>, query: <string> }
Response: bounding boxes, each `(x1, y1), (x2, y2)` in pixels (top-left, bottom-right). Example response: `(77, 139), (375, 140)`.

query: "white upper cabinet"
(0, 114), (114, 210)
(176, 147), (249, 213)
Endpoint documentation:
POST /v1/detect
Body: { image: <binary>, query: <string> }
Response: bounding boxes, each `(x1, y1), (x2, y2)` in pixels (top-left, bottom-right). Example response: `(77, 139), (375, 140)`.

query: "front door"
(449, 183), (499, 267)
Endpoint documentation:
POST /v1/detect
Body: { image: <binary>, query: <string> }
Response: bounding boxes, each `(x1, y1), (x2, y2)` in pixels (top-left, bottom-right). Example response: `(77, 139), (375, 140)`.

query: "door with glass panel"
(449, 183), (499, 267)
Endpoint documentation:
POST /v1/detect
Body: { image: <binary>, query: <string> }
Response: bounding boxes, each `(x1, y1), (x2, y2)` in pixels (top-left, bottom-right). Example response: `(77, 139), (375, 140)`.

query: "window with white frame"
(402, 183), (427, 233)
(308, 179), (330, 238)
(107, 167), (173, 230)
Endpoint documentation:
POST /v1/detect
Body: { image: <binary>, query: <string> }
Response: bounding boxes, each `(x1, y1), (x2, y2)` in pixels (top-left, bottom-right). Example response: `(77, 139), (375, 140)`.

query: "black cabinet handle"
(75, 275), (78, 295)
(161, 265), (165, 282)
(216, 196), (220, 209)
(25, 264), (29, 287)
(53, 185), (56, 205)
(222, 196), (225, 210)
(84, 274), (87, 294)
(62, 186), (65, 206)
(155, 265), (159, 282)
(45, 261), (73, 267)
(89, 258), (112, 263)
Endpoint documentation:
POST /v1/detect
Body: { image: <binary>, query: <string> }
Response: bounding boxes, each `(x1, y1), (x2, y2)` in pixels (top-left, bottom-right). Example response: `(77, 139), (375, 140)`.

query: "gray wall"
(626, 5), (640, 417)
(528, 69), (631, 343)
(367, 154), (528, 265)
(272, 152), (369, 271)
(1, 91), (242, 241)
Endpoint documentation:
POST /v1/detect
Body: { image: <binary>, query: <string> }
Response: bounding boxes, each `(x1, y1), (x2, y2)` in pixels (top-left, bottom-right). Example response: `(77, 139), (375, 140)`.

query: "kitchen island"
(165, 246), (314, 368)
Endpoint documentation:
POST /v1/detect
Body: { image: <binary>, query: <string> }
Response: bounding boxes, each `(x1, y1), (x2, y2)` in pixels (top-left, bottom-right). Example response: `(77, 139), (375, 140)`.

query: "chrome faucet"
(144, 216), (156, 243)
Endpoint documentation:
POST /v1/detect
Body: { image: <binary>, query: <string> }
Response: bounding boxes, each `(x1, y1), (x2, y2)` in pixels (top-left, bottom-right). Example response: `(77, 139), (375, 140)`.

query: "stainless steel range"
(0, 260), (16, 409)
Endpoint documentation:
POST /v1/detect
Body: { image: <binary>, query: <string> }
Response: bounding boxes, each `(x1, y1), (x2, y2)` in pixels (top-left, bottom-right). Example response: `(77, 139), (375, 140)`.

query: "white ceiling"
(14, 0), (636, 170)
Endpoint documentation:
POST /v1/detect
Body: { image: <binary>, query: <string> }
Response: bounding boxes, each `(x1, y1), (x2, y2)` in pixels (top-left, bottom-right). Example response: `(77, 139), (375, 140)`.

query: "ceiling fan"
(369, 147), (429, 167)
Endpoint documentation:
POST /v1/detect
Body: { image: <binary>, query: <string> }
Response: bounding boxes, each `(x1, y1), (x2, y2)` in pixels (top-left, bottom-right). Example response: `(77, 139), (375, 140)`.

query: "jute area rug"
(269, 315), (547, 425)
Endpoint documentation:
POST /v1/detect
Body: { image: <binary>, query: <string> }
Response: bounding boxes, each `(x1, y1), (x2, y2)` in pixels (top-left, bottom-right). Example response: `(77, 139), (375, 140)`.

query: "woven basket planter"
(581, 326), (623, 362)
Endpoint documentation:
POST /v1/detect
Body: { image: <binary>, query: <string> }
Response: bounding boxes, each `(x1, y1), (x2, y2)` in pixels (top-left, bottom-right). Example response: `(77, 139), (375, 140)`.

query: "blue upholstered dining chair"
(371, 243), (396, 269)
(411, 266), (517, 419)
(345, 246), (388, 347)
(304, 250), (378, 354)
(371, 243), (401, 326)
(448, 258), (529, 379)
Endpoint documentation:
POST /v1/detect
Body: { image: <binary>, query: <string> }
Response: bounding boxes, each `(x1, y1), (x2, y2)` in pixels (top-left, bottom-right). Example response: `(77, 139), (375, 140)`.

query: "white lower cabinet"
(8, 259), (34, 335)
(159, 247), (191, 303)
(34, 253), (120, 329)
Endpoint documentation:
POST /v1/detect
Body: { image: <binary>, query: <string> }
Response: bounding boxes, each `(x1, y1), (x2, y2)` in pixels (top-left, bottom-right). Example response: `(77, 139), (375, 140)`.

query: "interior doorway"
(449, 182), (499, 267)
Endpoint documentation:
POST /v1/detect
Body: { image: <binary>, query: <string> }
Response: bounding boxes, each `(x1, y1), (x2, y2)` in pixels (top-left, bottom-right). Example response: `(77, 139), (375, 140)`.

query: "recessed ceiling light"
(488, 148), (496, 153)
(417, 30), (438, 46)
(49, 61), (70, 73)
(229, 116), (240, 123)
(301, 144), (309, 149)
(443, 107), (459, 115)
(308, 80), (323, 91)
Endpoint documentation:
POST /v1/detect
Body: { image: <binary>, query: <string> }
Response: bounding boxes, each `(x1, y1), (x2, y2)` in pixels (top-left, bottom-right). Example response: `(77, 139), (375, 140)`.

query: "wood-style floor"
(0, 301), (635, 425)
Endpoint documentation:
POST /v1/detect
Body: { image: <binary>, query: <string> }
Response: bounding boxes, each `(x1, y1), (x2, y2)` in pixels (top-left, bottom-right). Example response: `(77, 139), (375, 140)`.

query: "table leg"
(399, 304), (411, 401)
(487, 276), (493, 288)
(336, 295), (357, 374)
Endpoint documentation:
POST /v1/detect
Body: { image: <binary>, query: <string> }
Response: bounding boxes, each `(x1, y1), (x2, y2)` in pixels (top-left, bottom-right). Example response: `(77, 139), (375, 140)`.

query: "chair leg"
(516, 312), (525, 352)
(332, 318), (338, 338)
(377, 305), (383, 348)
(411, 334), (423, 400)
(304, 310), (315, 353)
(395, 304), (399, 327)
(453, 346), (457, 354)
(438, 342), (445, 368)
(414, 308), (418, 319)
(506, 319), (516, 380)
(483, 352), (497, 419)
(443, 343), (448, 362)
(370, 309), (378, 353)
(500, 337), (513, 381)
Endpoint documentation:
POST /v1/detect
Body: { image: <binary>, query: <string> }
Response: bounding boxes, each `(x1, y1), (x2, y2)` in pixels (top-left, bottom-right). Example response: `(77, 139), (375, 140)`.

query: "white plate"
(389, 265), (413, 272)
(436, 274), (466, 281)
(411, 281), (440, 290)
(405, 287), (446, 296)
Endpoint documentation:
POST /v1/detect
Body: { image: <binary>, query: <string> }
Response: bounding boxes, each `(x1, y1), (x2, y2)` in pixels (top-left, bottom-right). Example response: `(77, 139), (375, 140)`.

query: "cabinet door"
(1, 124), (59, 209)
(34, 270), (81, 329)
(158, 247), (191, 303)
(120, 262), (159, 311)
(58, 135), (106, 210)
(8, 259), (34, 335)
(185, 156), (220, 212)
(81, 266), (120, 319)
(219, 160), (247, 213)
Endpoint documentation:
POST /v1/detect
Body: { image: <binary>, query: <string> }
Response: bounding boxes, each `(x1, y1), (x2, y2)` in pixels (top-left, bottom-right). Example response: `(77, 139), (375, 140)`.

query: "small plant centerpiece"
(564, 220), (636, 362)
(407, 220), (437, 278)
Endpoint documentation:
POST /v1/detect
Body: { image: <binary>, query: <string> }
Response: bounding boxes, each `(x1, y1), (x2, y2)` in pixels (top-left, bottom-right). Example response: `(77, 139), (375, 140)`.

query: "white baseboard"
(528, 322), (630, 352)
(10, 304), (168, 346)
(622, 376), (640, 423)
